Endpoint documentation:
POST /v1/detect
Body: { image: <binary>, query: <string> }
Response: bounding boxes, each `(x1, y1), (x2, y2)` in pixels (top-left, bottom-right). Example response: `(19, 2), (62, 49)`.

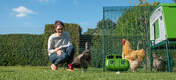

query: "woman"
(48, 20), (74, 71)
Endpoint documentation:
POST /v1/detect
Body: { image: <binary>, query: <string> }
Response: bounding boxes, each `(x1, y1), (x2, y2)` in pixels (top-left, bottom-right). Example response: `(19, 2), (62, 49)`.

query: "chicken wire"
(102, 6), (176, 72)
(150, 40), (176, 72)
(102, 6), (152, 72)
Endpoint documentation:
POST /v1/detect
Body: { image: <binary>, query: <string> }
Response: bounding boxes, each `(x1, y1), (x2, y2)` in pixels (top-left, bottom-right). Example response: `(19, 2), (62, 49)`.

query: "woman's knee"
(49, 53), (57, 63)
(59, 53), (67, 60)
(53, 53), (67, 64)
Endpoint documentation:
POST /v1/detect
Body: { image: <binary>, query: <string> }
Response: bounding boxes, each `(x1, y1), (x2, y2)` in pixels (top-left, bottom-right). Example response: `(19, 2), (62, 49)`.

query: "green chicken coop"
(150, 3), (176, 45)
(105, 54), (129, 71)
(150, 3), (176, 72)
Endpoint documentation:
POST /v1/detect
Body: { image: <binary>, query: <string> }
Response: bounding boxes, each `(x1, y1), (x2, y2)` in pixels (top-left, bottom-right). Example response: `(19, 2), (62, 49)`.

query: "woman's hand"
(57, 50), (62, 56)
(54, 48), (60, 53)
(54, 47), (62, 56)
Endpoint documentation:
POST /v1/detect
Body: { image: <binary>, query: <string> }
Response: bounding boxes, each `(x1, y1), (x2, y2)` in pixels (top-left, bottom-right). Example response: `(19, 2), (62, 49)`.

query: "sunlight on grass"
(0, 66), (176, 80)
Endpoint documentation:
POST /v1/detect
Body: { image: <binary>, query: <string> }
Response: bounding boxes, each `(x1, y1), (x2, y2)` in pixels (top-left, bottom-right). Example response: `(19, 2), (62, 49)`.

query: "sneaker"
(67, 64), (74, 71)
(51, 64), (57, 71)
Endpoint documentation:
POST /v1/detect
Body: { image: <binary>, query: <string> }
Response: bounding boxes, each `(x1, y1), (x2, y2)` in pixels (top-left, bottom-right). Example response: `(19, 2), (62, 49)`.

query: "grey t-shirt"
(47, 32), (73, 56)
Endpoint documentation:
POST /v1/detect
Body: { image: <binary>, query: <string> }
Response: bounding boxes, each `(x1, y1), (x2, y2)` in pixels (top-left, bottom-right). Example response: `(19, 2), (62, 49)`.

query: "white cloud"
(16, 13), (26, 17)
(12, 6), (35, 17)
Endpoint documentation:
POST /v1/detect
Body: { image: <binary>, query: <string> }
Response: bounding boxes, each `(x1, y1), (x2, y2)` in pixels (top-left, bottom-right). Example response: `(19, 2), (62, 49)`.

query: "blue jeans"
(49, 46), (74, 66)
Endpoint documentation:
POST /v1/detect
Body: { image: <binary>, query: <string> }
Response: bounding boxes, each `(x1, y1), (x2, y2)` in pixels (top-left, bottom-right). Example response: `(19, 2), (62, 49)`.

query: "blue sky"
(0, 0), (174, 34)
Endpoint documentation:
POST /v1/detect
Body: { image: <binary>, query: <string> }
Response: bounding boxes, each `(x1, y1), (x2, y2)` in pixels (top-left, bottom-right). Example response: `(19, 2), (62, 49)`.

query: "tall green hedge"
(0, 34), (47, 66)
(0, 23), (81, 66)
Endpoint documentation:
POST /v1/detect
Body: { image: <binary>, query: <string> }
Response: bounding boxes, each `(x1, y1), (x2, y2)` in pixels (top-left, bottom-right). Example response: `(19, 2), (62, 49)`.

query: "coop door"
(154, 19), (159, 40)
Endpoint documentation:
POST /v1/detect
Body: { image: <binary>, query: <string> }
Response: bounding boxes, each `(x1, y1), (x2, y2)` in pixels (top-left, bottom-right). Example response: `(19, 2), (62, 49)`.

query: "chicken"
(152, 53), (167, 71)
(122, 38), (145, 72)
(71, 42), (91, 72)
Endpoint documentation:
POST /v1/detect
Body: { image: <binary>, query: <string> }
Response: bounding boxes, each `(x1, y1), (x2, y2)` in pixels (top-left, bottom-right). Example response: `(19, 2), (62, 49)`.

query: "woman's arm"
(48, 36), (58, 55)
(59, 32), (73, 49)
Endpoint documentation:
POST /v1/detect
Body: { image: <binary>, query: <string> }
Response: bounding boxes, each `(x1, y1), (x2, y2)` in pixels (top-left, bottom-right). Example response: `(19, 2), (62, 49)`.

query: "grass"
(0, 66), (176, 80)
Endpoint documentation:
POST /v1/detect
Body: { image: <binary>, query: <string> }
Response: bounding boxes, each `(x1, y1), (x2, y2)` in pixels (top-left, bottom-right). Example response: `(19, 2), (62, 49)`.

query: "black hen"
(71, 42), (91, 72)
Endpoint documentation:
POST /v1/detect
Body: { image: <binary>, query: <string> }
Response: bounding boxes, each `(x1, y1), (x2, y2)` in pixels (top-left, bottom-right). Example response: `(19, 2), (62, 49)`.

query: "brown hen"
(122, 39), (145, 72)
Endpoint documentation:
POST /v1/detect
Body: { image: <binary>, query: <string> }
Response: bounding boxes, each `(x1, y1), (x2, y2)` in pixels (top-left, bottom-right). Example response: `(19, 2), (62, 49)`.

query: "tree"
(138, 0), (143, 6)
(152, 1), (160, 6)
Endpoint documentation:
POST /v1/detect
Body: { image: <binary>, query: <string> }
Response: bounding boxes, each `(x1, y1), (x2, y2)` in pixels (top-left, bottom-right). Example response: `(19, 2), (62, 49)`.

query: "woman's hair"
(54, 20), (65, 32)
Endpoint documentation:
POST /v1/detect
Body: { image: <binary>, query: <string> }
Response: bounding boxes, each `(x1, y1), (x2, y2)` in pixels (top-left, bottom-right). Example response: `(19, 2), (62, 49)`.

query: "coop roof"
(160, 3), (176, 7)
(161, 3), (176, 39)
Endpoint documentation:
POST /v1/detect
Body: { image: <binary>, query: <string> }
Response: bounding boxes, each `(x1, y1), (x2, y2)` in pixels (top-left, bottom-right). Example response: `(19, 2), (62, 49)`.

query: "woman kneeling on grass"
(48, 20), (74, 71)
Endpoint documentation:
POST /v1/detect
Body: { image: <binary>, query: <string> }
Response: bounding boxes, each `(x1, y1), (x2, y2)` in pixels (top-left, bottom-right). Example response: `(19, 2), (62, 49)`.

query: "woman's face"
(55, 25), (64, 33)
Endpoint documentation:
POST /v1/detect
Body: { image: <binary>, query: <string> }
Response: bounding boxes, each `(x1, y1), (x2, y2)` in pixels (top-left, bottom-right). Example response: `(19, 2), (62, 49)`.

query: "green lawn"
(0, 66), (176, 80)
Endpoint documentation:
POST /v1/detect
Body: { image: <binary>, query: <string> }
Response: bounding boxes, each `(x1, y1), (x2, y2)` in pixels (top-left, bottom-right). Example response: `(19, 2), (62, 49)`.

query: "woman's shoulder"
(49, 33), (57, 39)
